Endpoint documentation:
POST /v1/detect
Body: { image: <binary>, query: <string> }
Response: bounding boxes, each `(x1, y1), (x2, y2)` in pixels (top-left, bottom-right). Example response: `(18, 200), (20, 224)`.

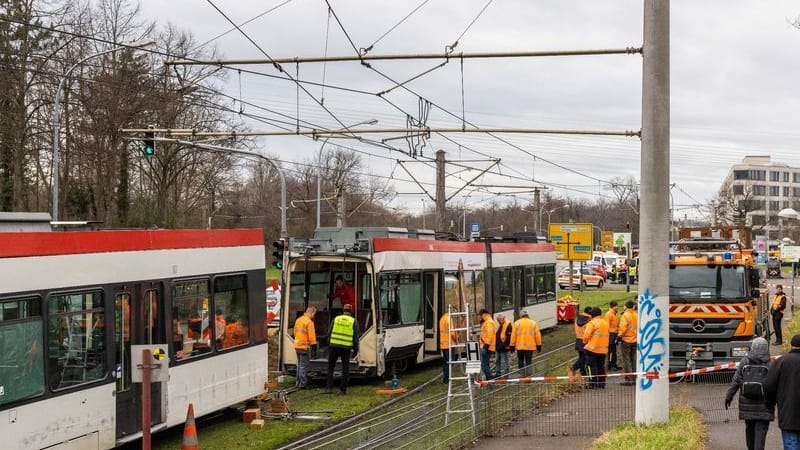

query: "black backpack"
(741, 364), (769, 400)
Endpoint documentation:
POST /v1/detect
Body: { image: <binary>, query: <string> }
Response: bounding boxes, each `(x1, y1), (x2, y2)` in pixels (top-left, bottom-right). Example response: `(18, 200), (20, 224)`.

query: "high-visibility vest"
(618, 309), (638, 344)
(583, 317), (610, 354)
(772, 294), (786, 312)
(293, 313), (317, 350)
(330, 314), (355, 348)
(222, 320), (248, 348)
(606, 308), (619, 333)
(439, 313), (456, 350)
(511, 317), (542, 351)
(480, 314), (497, 352)
(574, 313), (591, 339)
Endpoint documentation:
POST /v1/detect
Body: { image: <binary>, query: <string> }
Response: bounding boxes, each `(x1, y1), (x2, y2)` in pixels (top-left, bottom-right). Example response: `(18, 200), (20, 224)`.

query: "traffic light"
(272, 239), (285, 269)
(143, 129), (155, 156)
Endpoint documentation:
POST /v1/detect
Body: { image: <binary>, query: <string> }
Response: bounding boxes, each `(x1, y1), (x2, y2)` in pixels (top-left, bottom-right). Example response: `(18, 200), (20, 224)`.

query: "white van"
(591, 251), (621, 279)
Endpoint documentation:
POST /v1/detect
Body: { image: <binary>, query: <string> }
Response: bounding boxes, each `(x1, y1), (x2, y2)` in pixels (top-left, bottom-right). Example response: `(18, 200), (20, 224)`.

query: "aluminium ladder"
(445, 304), (476, 427)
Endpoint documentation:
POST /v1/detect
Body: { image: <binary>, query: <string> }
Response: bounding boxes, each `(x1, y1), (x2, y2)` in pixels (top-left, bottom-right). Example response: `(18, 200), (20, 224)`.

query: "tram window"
(378, 273), (400, 325)
(172, 280), (211, 360)
(469, 271), (485, 325)
(215, 275), (250, 350)
(543, 265), (556, 302)
(496, 269), (514, 310)
(524, 267), (538, 305)
(443, 272), (459, 310)
(398, 273), (422, 324)
(0, 297), (44, 406)
(47, 291), (106, 391)
(288, 271), (328, 329)
(359, 273), (372, 310)
(115, 293), (132, 392)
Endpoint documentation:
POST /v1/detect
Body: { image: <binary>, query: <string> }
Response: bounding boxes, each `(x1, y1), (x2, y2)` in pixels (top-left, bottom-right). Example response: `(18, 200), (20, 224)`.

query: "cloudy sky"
(140, 1), (800, 219)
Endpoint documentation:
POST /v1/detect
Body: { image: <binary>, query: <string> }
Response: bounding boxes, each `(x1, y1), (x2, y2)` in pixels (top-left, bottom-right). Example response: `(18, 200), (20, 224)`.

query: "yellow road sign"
(601, 231), (614, 251)
(549, 223), (594, 261)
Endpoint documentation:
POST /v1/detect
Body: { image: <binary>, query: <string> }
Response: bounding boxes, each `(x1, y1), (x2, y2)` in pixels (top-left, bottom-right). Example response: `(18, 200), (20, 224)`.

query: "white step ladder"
(445, 304), (477, 427)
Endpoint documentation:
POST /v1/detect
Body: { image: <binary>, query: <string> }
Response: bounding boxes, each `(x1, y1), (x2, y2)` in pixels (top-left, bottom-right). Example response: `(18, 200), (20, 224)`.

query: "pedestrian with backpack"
(725, 337), (774, 450)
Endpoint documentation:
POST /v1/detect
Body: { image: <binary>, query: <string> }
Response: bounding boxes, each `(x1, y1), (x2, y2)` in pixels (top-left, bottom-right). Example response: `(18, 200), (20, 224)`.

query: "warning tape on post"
(474, 354), (783, 387)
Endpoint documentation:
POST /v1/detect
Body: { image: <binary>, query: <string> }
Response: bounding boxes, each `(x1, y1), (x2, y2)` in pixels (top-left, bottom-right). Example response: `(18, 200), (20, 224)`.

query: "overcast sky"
(140, 1), (800, 219)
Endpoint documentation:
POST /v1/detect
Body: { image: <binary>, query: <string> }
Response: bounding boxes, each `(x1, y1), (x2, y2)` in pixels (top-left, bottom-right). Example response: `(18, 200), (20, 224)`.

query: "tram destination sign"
(549, 223), (594, 261)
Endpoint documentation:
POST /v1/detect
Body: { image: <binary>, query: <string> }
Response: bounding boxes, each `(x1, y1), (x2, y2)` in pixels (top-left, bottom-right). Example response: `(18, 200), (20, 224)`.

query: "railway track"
(275, 341), (578, 449)
(275, 374), (441, 450)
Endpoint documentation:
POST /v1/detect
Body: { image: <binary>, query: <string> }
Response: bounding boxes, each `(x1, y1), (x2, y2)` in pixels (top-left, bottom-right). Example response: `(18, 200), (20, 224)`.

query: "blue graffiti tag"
(638, 288), (666, 390)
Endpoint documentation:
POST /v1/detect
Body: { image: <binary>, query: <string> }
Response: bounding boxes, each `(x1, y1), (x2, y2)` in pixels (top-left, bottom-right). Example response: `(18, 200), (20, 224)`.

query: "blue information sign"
(470, 222), (480, 234)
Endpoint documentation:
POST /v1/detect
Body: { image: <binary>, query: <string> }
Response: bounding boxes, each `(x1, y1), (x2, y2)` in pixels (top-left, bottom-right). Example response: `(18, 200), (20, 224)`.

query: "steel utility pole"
(435, 150), (446, 232)
(636, 0), (670, 426)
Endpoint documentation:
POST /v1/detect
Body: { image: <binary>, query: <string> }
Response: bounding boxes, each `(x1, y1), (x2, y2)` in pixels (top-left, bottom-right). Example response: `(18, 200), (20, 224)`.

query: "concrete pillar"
(435, 150), (446, 231)
(636, 0), (670, 425)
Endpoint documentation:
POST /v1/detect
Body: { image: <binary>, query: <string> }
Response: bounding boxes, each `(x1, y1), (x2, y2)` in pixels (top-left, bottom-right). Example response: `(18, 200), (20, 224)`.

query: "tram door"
(114, 283), (165, 439)
(423, 271), (440, 354)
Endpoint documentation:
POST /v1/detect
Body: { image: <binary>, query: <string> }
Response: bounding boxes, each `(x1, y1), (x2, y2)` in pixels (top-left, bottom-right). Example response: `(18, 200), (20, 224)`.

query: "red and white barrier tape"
(475, 354), (783, 387)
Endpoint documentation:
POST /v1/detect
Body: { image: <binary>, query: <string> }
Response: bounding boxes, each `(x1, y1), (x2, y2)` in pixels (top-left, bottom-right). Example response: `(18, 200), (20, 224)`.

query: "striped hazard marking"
(669, 304), (749, 314)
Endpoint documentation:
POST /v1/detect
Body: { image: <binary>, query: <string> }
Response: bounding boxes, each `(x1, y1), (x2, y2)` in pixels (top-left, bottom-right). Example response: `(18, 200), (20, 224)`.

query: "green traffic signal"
(143, 131), (155, 156)
(272, 239), (285, 270)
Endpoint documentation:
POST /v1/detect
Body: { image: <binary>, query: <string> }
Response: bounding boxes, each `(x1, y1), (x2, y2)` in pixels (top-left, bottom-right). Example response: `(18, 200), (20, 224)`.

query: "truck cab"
(668, 239), (767, 371)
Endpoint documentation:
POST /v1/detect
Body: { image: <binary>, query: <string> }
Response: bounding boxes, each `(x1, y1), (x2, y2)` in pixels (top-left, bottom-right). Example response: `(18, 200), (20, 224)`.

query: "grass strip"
(591, 404), (707, 450)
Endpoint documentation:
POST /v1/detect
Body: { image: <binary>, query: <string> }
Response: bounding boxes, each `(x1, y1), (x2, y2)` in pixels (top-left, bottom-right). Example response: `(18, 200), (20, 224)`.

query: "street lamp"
(778, 208), (800, 310)
(155, 137), (288, 238)
(779, 208), (800, 220)
(541, 204), (570, 233)
(52, 39), (155, 221)
(316, 119), (378, 229)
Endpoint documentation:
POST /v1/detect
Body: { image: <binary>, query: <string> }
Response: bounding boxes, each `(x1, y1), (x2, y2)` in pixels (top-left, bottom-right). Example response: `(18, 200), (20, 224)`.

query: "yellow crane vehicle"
(668, 238), (769, 371)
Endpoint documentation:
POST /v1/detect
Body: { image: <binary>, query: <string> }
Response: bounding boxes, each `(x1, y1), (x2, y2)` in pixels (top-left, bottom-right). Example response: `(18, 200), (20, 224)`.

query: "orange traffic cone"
(181, 403), (199, 450)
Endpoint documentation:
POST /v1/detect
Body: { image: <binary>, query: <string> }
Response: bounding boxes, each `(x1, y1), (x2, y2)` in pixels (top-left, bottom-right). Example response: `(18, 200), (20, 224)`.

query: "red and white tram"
(0, 225), (268, 449)
(280, 227), (556, 377)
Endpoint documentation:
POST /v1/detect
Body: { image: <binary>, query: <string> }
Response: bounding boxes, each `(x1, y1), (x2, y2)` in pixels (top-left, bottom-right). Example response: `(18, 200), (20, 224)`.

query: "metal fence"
(283, 351), (739, 448)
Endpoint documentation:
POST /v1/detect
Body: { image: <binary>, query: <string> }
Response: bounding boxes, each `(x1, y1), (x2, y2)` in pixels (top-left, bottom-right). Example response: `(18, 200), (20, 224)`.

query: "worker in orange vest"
(494, 314), (514, 378)
(606, 301), (621, 371)
(771, 285), (787, 345)
(582, 307), (610, 389)
(618, 300), (638, 385)
(439, 310), (458, 383)
(479, 309), (497, 381)
(569, 306), (593, 378)
(222, 313), (249, 348)
(293, 306), (317, 389)
(511, 310), (542, 377)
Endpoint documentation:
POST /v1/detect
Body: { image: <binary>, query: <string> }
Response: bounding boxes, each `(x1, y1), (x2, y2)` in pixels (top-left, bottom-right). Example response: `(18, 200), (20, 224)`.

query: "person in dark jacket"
(494, 314), (513, 378)
(765, 334), (800, 450)
(725, 337), (774, 450)
(568, 306), (593, 377)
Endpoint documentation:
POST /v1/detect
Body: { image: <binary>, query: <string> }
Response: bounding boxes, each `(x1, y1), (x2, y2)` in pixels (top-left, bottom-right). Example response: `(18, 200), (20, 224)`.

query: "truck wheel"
(597, 280), (604, 288)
